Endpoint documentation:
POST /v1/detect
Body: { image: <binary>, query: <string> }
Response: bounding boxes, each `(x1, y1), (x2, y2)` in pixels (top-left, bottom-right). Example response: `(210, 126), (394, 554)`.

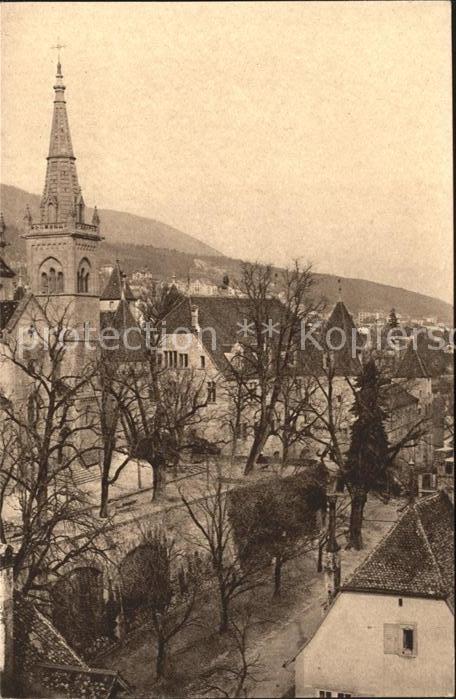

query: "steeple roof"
(100, 262), (136, 301)
(395, 342), (430, 379)
(323, 300), (362, 376)
(40, 61), (82, 224)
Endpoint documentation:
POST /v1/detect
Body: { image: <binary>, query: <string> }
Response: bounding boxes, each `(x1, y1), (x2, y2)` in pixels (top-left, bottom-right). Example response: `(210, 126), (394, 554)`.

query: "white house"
(294, 491), (454, 698)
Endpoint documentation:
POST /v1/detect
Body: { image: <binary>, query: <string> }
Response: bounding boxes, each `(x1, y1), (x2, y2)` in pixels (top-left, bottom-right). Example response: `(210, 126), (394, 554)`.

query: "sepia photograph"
(0, 2), (453, 697)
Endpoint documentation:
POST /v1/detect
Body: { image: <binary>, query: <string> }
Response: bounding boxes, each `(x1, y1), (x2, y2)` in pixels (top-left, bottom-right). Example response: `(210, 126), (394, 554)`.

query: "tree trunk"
(99, 477), (110, 518)
(281, 442), (289, 467)
(0, 514), (6, 544)
(273, 556), (282, 597)
(219, 593), (229, 633)
(151, 462), (166, 501)
(347, 491), (367, 550)
(155, 637), (166, 678)
(244, 425), (269, 475)
(317, 541), (324, 572)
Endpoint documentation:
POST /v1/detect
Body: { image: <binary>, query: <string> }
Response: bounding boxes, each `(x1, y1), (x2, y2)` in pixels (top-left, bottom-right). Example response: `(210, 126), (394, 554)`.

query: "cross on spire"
(51, 40), (66, 60)
(51, 40), (66, 75)
(337, 278), (342, 301)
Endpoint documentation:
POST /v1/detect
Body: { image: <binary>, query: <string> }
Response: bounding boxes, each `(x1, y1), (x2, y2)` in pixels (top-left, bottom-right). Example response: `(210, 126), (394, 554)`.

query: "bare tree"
(180, 478), (265, 633)
(195, 607), (262, 698)
(272, 372), (322, 466)
(227, 261), (323, 475)
(117, 357), (210, 501)
(119, 527), (199, 679)
(90, 354), (134, 517)
(0, 304), (111, 594)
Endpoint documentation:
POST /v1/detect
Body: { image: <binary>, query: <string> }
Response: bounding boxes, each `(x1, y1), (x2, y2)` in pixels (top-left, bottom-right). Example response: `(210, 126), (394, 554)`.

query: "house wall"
(295, 591), (454, 697)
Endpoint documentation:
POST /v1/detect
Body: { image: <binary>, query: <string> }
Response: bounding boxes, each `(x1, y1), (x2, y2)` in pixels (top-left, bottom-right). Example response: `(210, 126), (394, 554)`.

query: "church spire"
(40, 60), (81, 224)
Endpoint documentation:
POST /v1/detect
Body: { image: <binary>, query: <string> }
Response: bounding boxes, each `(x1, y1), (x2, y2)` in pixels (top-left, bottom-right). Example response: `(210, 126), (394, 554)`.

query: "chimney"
(0, 544), (15, 696)
(190, 304), (200, 332)
(323, 494), (340, 606)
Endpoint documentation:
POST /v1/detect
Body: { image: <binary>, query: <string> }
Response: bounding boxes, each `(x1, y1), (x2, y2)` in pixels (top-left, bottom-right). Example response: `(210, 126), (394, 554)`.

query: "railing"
(31, 223), (67, 231)
(29, 222), (99, 234)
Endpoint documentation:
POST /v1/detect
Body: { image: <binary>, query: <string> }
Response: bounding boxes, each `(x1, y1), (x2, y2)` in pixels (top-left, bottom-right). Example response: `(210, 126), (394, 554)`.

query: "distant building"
(293, 491), (454, 698)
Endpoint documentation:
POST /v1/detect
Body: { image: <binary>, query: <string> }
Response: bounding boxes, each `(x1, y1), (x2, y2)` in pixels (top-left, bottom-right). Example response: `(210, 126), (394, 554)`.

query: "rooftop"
(162, 294), (284, 372)
(15, 594), (131, 698)
(0, 256), (16, 279)
(0, 300), (19, 332)
(395, 342), (430, 379)
(380, 382), (419, 411)
(101, 263), (136, 301)
(342, 491), (454, 607)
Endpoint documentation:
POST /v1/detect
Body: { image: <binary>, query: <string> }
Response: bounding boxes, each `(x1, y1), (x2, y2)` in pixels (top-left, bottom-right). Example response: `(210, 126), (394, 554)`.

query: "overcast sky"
(1, 2), (452, 302)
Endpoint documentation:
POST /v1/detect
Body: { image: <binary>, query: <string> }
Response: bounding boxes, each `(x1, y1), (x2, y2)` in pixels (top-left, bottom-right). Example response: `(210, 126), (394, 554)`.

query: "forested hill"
(1, 183), (452, 323)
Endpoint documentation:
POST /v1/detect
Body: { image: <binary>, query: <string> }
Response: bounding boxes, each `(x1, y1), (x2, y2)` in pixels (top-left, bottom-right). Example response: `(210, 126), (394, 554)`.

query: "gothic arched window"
(49, 268), (56, 293)
(77, 258), (91, 293)
(41, 272), (49, 294)
(57, 271), (64, 293)
(39, 257), (63, 296)
(48, 201), (57, 223)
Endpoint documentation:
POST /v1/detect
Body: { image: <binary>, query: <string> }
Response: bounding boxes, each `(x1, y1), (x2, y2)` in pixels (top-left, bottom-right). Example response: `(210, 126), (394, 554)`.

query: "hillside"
(0, 184), (220, 257)
(1, 183), (452, 324)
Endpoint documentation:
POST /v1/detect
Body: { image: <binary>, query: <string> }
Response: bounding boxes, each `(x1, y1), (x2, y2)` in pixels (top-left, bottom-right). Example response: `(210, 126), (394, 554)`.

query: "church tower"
(23, 60), (101, 335)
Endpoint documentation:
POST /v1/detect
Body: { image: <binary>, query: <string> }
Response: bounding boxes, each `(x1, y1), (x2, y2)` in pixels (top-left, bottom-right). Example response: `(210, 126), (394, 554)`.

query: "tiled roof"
(342, 491), (454, 605)
(0, 256), (16, 278)
(15, 595), (131, 698)
(0, 293), (37, 335)
(380, 382), (418, 411)
(101, 264), (135, 301)
(395, 342), (430, 379)
(162, 295), (285, 372)
(100, 299), (146, 363)
(323, 301), (362, 376)
(0, 300), (19, 331)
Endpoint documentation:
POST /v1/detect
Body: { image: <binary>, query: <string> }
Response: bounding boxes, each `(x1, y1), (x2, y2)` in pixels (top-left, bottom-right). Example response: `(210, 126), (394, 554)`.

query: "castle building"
(22, 60), (102, 337)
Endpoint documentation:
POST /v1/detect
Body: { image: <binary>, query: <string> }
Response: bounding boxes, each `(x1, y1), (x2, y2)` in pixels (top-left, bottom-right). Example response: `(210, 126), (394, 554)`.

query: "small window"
(402, 628), (414, 655)
(179, 353), (189, 368)
(41, 271), (49, 294)
(200, 355), (206, 369)
(445, 461), (453, 475)
(207, 381), (216, 404)
(421, 473), (436, 491)
(49, 267), (56, 293)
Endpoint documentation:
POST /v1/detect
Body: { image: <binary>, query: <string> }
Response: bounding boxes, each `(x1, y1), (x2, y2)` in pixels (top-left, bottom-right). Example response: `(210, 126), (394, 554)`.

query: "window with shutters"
(384, 623), (417, 657)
